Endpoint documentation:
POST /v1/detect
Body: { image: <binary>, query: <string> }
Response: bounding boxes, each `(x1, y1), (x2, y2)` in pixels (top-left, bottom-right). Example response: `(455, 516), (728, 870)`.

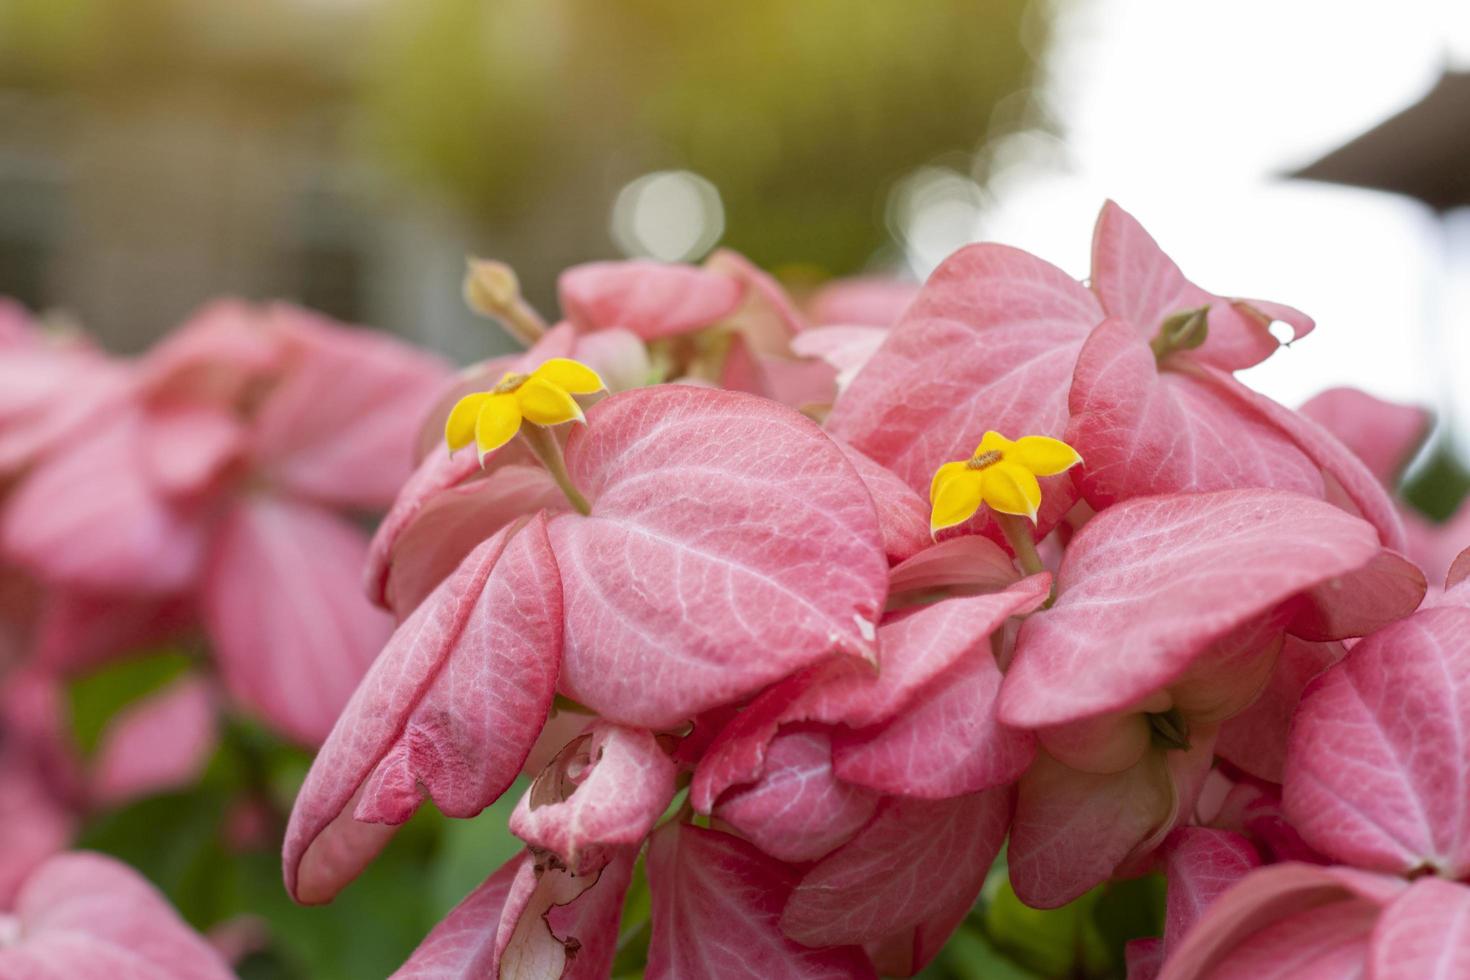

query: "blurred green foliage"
(362, 0), (1041, 273)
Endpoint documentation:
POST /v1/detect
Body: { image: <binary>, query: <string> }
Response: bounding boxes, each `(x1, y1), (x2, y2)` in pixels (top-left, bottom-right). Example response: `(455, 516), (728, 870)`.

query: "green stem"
(996, 512), (1045, 577)
(520, 424), (592, 515)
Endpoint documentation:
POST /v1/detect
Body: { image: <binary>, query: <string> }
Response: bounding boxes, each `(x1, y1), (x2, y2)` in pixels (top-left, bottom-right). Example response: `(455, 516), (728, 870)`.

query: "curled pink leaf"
(692, 578), (1049, 811)
(509, 722), (676, 875)
(283, 517), (562, 904)
(647, 822), (875, 980)
(1155, 863), (1405, 980)
(713, 730), (879, 863)
(779, 788), (1011, 960)
(1090, 200), (1311, 371)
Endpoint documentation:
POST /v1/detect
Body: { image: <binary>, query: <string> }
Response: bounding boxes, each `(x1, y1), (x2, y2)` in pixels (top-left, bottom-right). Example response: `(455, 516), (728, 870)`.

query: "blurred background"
(3, 1), (1470, 976)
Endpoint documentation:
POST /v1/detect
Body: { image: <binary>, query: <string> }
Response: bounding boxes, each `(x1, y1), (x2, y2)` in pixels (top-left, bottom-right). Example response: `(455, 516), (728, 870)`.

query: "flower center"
(492, 371), (530, 394)
(966, 449), (1003, 471)
(1147, 708), (1191, 751)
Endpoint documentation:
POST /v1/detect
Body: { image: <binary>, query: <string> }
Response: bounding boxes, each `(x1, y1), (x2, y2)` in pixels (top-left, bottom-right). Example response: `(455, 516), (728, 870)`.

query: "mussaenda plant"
(271, 200), (1465, 979)
(3, 200), (1464, 978)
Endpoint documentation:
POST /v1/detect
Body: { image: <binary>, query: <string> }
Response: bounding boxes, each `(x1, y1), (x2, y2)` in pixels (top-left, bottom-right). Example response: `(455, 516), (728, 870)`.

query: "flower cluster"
(276, 203), (1469, 978)
(0, 300), (448, 961)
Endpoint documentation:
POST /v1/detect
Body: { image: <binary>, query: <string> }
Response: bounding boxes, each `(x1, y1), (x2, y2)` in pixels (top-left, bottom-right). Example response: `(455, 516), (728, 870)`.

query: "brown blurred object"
(1292, 70), (1470, 210)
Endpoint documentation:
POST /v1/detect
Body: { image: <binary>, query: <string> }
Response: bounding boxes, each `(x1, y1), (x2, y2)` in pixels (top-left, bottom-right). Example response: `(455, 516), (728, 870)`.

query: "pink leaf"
(203, 497), (393, 747)
(647, 822), (875, 980)
(1368, 877), (1470, 980)
(1215, 637), (1344, 784)
(140, 404), (246, 500)
(1065, 318), (1325, 510)
(1001, 489), (1381, 728)
(780, 789), (1010, 956)
(1156, 863), (1404, 980)
(1009, 740), (1213, 908)
(806, 278), (918, 327)
(830, 614), (1036, 798)
(0, 340), (129, 475)
(1284, 605), (1470, 879)
(887, 536), (1020, 598)
(1203, 369), (1407, 552)
(1, 413), (208, 594)
(283, 517), (562, 904)
(0, 852), (233, 979)
(1090, 200), (1310, 371)
(1285, 548), (1425, 642)
(375, 460), (566, 621)
(714, 730), (879, 863)
(90, 674), (217, 806)
(834, 442), (930, 565)
(692, 578), (1049, 811)
(789, 325), (886, 394)
(1448, 546), (1470, 591)
(252, 305), (449, 511)
(704, 248), (805, 350)
(1161, 828), (1262, 949)
(29, 590), (193, 675)
(1299, 387), (1431, 487)
(0, 747), (74, 908)
(551, 386), (887, 728)
(136, 300), (283, 403)
(559, 261), (744, 340)
(509, 722), (676, 875)
(571, 327), (652, 393)
(826, 243), (1099, 542)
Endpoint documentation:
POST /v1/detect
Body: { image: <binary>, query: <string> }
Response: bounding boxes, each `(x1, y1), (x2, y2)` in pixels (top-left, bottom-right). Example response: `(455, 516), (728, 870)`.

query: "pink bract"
(549, 386), (888, 727)
(1090, 200), (1313, 372)
(646, 822), (876, 979)
(0, 851), (233, 979)
(1284, 604), (1470, 879)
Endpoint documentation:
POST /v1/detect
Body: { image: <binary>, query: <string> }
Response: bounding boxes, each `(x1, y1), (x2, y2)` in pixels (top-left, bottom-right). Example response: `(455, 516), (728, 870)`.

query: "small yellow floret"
(928, 430), (1081, 534)
(445, 357), (605, 461)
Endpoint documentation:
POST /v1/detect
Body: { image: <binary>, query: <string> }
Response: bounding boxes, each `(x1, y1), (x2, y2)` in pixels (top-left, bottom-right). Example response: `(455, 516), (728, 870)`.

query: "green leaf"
(426, 776), (529, 921)
(67, 648), (193, 755)
(938, 922), (1044, 980)
(983, 879), (1111, 977)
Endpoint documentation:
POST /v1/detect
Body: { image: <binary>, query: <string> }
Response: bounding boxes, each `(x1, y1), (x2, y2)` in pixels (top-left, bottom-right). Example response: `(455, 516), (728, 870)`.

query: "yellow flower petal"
(980, 460), (1042, 523)
(974, 430), (1014, 457)
(516, 376), (586, 426)
(475, 392), (522, 458)
(929, 460), (971, 504)
(1011, 435), (1082, 477)
(532, 358), (605, 395)
(445, 392), (489, 453)
(930, 468), (985, 534)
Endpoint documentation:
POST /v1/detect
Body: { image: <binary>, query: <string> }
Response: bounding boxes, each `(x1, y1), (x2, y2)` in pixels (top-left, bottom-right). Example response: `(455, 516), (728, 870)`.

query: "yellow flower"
(929, 431), (1081, 533)
(445, 358), (605, 460)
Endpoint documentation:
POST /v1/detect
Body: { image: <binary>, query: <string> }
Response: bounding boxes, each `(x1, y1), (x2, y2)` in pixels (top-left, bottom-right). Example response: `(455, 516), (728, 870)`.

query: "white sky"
(946, 0), (1470, 448)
